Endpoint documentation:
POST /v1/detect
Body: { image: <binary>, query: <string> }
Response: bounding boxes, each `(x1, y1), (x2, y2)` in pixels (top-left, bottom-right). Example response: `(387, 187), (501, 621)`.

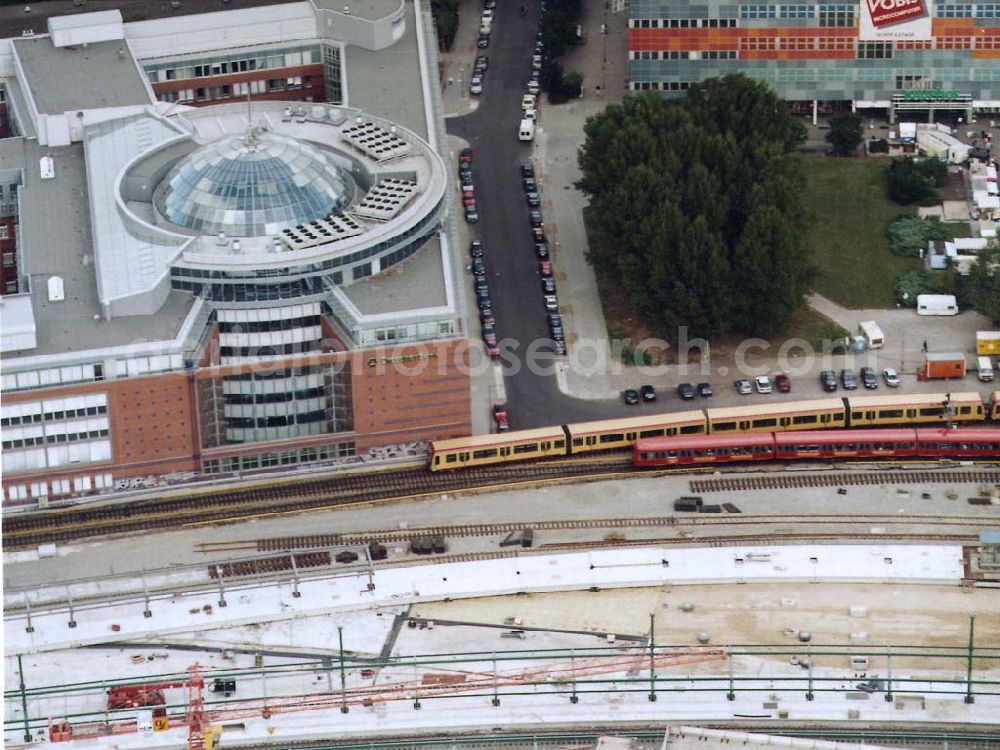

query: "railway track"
(1, 458), (635, 550)
(691, 469), (1000, 493)
(191, 513), (1000, 554)
(5, 460), (997, 550)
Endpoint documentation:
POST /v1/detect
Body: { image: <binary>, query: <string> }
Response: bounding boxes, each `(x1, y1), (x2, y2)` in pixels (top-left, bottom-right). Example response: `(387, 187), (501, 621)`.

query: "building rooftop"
(1, 137), (193, 360)
(342, 234), (447, 314)
(343, 0), (426, 140)
(12, 35), (152, 115)
(312, 0), (403, 22)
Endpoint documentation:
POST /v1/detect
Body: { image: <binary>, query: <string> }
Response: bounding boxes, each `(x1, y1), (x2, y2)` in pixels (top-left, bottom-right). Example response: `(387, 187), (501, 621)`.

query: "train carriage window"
(599, 433), (624, 444)
(446, 455), (457, 463)
(434, 456), (440, 466)
(864, 411), (874, 420)
(920, 407), (944, 417)
(792, 414), (817, 425)
(751, 418), (777, 429)
(779, 417), (790, 427)
(666, 427), (677, 436)
(680, 424), (703, 434)
(713, 422), (737, 432)
(541, 442), (551, 450)
(906, 409), (916, 417)
(820, 414), (831, 423)
(512, 443), (538, 454)
(626, 432), (637, 441)
(959, 406), (971, 415)
(851, 411), (862, 420)
(500, 447), (511, 456)
(586, 436), (597, 446)
(573, 438), (584, 447)
(879, 409), (903, 419)
(739, 421), (750, 430)
(639, 428), (664, 438)
(472, 449), (498, 460)
(555, 440), (565, 448)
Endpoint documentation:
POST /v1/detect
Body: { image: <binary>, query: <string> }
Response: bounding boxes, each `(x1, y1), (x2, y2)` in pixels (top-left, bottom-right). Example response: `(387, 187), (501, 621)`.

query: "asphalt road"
(447, 5), (627, 430)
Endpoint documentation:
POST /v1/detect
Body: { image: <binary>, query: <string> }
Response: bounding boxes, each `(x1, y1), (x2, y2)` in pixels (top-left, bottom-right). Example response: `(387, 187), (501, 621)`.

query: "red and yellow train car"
(633, 433), (775, 467)
(566, 411), (707, 453)
(706, 398), (845, 434)
(429, 426), (566, 470)
(915, 427), (1000, 458)
(773, 429), (917, 460)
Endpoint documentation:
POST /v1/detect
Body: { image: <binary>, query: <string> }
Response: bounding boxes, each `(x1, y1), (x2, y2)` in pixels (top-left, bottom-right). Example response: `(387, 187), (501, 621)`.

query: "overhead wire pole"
(648, 613), (657, 701)
(338, 625), (349, 713)
(18, 654), (31, 742)
(965, 614), (976, 704)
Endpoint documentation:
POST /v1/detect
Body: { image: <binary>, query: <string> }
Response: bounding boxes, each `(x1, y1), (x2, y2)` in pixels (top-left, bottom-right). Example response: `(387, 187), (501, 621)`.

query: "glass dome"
(153, 130), (354, 237)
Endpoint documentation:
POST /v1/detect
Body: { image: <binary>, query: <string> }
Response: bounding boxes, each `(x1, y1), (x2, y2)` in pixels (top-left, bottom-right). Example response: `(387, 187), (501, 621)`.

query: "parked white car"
(754, 375), (772, 394)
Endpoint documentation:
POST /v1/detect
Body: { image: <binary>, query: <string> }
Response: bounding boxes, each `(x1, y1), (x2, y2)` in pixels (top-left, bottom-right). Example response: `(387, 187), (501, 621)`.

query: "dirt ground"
(412, 582), (1000, 672)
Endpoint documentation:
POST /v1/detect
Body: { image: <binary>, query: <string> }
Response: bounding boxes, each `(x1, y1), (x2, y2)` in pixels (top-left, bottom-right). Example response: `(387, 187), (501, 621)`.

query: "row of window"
(219, 341), (320, 358)
(218, 315), (322, 334)
(632, 50), (738, 59)
(158, 77), (315, 104)
(631, 18), (737, 28)
(144, 46), (321, 83)
(226, 411), (327, 428)
(0, 405), (107, 427)
(224, 387), (326, 405)
(202, 442), (355, 474)
(631, 7), (856, 26)
(171, 211), (443, 282)
(631, 37), (1000, 60)
(713, 412), (841, 432)
(3, 429), (110, 450)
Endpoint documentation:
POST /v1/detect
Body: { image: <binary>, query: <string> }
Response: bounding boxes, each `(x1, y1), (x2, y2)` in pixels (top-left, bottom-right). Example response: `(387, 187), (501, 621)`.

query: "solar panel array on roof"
(278, 214), (365, 250)
(341, 121), (411, 162)
(352, 178), (418, 221)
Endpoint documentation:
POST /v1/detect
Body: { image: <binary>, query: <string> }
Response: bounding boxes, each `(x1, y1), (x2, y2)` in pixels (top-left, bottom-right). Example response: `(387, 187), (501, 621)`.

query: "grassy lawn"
(803, 158), (922, 308)
(783, 306), (850, 350)
(939, 222), (972, 240)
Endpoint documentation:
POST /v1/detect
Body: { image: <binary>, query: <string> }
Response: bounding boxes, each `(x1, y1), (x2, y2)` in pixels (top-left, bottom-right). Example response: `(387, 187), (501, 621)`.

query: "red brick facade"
(2, 339), (471, 502)
(151, 64), (325, 106)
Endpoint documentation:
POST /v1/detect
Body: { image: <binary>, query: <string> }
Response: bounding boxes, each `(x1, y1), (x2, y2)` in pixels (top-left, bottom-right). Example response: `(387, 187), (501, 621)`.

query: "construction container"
(923, 352), (967, 379)
(916, 294), (958, 316)
(977, 331), (1000, 355)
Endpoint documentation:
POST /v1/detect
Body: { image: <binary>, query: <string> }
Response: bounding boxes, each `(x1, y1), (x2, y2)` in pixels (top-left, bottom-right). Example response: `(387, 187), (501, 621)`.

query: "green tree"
(886, 157), (941, 205)
(825, 113), (864, 156)
(431, 0), (459, 49)
(577, 76), (812, 341)
(969, 240), (1000, 325)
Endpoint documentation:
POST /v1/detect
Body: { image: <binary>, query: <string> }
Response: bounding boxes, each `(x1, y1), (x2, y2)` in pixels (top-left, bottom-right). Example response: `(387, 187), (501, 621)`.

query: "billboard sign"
(859, 0), (932, 41)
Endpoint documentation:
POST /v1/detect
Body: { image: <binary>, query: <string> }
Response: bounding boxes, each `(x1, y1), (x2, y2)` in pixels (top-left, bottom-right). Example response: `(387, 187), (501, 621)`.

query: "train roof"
(569, 410), (706, 434)
(845, 391), (984, 408)
(773, 429), (916, 445)
(915, 427), (1000, 441)
(429, 426), (565, 451)
(705, 398), (844, 420)
(636, 433), (775, 450)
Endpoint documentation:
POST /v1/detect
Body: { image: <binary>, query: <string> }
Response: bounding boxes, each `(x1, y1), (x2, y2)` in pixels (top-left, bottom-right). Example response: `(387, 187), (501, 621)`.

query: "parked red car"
(774, 373), (791, 393)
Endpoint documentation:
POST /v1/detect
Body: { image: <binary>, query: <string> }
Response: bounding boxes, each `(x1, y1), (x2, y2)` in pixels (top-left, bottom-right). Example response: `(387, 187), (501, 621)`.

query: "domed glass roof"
(153, 130), (354, 237)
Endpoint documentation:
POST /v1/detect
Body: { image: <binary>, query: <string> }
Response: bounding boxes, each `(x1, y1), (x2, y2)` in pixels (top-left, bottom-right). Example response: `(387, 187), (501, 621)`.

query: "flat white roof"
(0, 294), (37, 353)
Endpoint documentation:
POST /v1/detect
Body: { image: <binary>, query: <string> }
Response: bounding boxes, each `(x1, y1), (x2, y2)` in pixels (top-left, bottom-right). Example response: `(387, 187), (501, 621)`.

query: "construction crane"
(49, 663), (207, 750)
(47, 648), (724, 741)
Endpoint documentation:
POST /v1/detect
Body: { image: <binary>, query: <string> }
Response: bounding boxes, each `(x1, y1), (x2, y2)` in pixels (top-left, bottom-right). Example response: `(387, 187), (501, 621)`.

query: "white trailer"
(916, 294), (959, 316)
(916, 129), (970, 164)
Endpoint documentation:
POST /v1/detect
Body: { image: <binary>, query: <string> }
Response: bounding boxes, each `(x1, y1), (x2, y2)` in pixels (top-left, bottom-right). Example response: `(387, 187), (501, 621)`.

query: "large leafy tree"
(577, 75), (812, 340)
(969, 240), (1000, 325)
(826, 113), (864, 156)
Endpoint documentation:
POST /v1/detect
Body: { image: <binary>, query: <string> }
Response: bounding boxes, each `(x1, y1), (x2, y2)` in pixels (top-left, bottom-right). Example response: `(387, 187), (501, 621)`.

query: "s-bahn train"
(427, 390), (1000, 471)
(633, 427), (1000, 467)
